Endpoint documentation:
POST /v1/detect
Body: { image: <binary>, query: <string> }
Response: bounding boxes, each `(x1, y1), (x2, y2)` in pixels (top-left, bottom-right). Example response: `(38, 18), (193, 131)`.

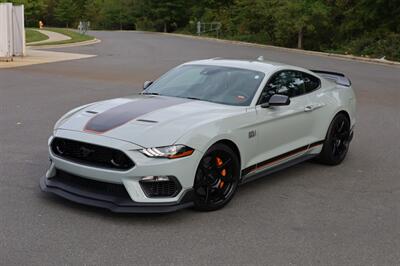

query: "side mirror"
(261, 94), (290, 108)
(143, 80), (153, 90)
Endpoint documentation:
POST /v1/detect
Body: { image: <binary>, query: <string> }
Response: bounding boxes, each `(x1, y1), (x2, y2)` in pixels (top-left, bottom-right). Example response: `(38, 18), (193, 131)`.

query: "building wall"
(0, 3), (25, 60)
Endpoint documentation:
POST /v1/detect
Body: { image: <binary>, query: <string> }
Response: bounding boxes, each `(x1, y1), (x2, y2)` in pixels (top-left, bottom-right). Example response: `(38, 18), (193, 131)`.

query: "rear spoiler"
(310, 70), (351, 87)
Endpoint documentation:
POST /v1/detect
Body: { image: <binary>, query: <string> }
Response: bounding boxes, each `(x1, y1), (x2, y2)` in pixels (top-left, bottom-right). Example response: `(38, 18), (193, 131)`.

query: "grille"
(51, 137), (134, 170)
(53, 169), (131, 199)
(140, 179), (181, 198)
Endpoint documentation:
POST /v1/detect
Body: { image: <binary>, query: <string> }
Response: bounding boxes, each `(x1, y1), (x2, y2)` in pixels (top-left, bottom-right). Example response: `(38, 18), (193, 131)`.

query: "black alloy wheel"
(193, 143), (240, 211)
(318, 113), (351, 165)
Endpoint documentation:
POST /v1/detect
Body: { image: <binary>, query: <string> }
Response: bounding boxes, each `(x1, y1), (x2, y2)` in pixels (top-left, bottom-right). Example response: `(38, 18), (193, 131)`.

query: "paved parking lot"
(1, 31), (400, 265)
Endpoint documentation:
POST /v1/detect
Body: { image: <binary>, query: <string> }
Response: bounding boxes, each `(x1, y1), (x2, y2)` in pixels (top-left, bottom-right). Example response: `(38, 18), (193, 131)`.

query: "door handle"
(304, 103), (325, 112)
(304, 105), (315, 112)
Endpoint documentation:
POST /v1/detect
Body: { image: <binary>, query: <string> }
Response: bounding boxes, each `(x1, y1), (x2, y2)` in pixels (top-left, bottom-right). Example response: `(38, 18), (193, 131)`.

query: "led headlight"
(140, 145), (194, 159)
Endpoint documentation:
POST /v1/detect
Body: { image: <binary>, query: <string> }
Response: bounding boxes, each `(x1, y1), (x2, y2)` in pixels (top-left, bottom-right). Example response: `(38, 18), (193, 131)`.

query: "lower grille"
(140, 178), (181, 198)
(51, 137), (134, 170)
(52, 170), (131, 200)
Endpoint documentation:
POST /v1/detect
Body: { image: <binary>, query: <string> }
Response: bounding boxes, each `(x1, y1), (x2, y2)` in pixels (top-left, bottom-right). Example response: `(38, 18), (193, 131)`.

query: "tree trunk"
(119, 10), (122, 30)
(164, 22), (167, 33)
(297, 27), (304, 49)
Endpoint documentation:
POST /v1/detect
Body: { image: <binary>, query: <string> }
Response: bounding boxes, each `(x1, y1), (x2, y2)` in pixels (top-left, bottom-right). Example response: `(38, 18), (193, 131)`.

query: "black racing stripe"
(242, 140), (324, 176)
(85, 96), (189, 133)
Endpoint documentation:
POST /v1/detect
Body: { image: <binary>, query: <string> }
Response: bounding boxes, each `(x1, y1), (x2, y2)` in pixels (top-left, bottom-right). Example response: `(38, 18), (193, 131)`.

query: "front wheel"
(193, 143), (240, 211)
(317, 113), (351, 165)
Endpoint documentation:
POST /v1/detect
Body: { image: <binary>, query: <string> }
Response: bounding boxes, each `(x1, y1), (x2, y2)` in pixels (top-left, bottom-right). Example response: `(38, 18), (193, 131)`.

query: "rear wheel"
(318, 113), (351, 165)
(193, 143), (240, 211)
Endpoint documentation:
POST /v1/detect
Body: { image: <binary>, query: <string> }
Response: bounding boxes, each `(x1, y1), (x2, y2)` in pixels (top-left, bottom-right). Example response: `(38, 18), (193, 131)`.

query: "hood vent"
(86, 110), (98, 114)
(136, 119), (158, 123)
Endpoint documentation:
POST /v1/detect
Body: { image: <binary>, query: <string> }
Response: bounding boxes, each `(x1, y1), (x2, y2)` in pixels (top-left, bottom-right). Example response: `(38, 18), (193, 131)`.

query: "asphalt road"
(1, 31), (400, 265)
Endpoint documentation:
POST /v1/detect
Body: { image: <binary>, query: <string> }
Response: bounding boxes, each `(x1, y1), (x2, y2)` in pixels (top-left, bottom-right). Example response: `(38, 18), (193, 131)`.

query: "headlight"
(139, 145), (194, 159)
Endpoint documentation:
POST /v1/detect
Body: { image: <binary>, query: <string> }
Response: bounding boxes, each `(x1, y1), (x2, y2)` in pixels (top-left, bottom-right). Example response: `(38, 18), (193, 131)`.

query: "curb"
(28, 38), (101, 50)
(0, 50), (97, 69)
(27, 29), (72, 45)
(163, 32), (400, 67)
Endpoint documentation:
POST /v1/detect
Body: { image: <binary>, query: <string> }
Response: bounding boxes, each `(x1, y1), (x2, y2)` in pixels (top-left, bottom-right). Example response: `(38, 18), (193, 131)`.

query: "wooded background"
(3, 0), (399, 60)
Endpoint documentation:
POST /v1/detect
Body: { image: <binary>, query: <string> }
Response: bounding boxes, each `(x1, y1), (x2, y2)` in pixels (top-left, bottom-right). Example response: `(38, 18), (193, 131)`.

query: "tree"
(54, 0), (78, 28)
(2, 0), (398, 60)
(99, 0), (136, 30)
(83, 0), (103, 28)
(274, 0), (330, 49)
(3, 0), (48, 27)
(135, 0), (190, 32)
(231, 0), (277, 43)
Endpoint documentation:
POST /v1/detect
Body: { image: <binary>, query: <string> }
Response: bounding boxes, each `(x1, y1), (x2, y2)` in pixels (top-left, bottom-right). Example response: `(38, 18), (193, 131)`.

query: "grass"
(28, 28), (95, 46)
(26, 28), (49, 43)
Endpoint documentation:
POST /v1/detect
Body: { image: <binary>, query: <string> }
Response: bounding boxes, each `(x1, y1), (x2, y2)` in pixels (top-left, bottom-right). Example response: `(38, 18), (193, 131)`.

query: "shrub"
(346, 33), (400, 61)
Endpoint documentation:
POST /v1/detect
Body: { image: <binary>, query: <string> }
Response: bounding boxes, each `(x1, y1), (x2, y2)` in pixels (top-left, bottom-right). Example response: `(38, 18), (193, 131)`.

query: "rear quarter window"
(303, 73), (321, 93)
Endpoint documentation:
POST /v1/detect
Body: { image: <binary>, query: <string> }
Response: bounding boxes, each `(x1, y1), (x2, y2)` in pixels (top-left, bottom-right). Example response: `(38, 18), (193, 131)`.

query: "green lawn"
(28, 28), (95, 46)
(26, 28), (49, 43)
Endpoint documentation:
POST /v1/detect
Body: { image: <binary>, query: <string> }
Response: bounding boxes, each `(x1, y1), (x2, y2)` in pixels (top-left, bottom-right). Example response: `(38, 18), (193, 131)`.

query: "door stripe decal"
(84, 96), (190, 133)
(242, 140), (324, 176)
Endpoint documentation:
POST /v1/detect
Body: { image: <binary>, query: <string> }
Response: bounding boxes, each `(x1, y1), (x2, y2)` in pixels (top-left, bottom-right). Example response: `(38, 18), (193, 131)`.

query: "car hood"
(57, 95), (241, 148)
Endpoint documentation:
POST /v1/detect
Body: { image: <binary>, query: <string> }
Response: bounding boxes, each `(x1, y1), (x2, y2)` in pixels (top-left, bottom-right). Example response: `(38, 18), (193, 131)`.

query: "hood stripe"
(84, 96), (190, 133)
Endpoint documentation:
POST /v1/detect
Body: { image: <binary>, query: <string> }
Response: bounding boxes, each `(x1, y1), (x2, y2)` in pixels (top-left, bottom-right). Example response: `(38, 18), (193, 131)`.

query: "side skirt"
(240, 140), (324, 184)
(240, 153), (317, 184)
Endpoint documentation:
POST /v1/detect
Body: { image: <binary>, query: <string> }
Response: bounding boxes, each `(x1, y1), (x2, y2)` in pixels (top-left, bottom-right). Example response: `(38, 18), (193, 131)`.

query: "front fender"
(174, 110), (257, 171)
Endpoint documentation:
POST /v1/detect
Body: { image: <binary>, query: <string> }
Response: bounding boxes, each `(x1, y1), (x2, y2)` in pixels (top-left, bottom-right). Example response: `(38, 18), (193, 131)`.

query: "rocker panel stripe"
(242, 140), (324, 176)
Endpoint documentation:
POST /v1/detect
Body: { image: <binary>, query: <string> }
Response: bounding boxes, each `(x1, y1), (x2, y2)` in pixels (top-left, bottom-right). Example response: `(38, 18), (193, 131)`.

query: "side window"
(302, 72), (320, 93)
(258, 70), (305, 104)
(258, 70), (321, 104)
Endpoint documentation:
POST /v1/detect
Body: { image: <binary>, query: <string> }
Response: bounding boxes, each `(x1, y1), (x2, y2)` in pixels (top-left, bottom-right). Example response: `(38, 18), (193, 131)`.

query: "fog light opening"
(139, 175), (182, 198)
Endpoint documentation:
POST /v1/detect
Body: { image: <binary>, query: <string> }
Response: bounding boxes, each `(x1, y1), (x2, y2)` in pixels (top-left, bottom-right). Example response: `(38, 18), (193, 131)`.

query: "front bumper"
(40, 172), (194, 213)
(42, 130), (203, 213)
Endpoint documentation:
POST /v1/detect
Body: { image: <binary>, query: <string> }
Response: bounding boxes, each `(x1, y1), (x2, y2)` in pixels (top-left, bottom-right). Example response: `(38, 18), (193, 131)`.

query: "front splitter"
(40, 175), (194, 213)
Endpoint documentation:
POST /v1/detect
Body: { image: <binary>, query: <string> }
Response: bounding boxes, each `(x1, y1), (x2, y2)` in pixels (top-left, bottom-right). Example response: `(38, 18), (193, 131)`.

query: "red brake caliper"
(216, 157), (225, 189)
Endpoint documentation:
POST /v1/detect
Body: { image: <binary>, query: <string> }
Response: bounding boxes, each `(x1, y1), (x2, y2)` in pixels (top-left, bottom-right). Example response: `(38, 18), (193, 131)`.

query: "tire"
(193, 143), (240, 211)
(317, 113), (351, 165)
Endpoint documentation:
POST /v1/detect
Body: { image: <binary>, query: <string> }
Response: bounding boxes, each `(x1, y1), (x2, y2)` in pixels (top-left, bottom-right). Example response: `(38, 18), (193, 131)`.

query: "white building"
(0, 3), (25, 61)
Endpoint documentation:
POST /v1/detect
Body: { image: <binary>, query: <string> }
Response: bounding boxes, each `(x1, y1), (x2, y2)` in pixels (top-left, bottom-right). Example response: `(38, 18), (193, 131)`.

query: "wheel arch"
(211, 139), (242, 169)
(324, 110), (352, 139)
(334, 110), (351, 125)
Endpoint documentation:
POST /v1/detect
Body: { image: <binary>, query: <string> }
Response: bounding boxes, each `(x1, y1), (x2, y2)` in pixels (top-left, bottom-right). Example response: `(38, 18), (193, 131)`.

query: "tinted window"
(145, 65), (265, 106)
(303, 73), (320, 93)
(258, 70), (320, 104)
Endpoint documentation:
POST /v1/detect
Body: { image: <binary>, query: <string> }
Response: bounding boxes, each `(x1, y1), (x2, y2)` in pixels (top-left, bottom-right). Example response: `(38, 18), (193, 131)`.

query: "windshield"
(144, 65), (265, 106)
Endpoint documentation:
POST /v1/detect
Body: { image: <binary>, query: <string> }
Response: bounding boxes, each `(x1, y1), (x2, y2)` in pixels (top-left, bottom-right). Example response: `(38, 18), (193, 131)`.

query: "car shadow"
(38, 160), (325, 221)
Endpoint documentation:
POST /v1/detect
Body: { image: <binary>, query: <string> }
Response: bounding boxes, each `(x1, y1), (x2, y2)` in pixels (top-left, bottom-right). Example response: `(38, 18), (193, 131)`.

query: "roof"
(183, 58), (292, 74)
